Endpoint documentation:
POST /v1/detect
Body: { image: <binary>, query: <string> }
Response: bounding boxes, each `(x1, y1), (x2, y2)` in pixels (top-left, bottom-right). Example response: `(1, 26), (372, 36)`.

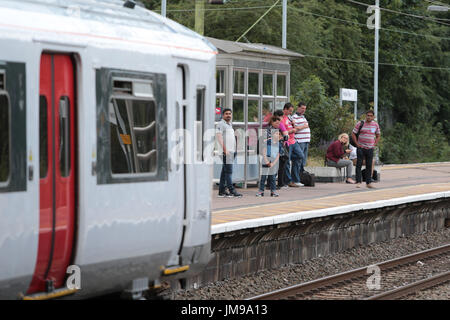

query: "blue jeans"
(259, 174), (276, 192)
(219, 155), (234, 193)
(288, 142), (304, 183)
(298, 142), (309, 173)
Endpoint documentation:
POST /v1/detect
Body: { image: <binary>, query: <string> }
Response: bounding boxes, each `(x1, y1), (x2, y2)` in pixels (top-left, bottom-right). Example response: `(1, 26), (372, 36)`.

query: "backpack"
(350, 120), (364, 147)
(300, 171), (315, 187)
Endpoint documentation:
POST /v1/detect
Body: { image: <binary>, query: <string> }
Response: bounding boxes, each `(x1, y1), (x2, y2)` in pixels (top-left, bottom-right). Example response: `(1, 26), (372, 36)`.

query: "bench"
(304, 165), (382, 183)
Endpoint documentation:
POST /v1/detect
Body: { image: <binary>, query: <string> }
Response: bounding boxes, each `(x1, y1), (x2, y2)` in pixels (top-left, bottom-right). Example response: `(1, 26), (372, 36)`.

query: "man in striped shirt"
(282, 103), (304, 187)
(351, 110), (380, 189)
(292, 102), (310, 174)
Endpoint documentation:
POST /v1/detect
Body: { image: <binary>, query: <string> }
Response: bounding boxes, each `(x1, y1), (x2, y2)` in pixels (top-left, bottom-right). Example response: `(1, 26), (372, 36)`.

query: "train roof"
(0, 0), (217, 59)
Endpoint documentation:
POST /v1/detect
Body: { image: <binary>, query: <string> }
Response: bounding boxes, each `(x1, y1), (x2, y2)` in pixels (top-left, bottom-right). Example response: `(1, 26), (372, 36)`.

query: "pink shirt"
(282, 115), (296, 145)
(353, 120), (380, 149)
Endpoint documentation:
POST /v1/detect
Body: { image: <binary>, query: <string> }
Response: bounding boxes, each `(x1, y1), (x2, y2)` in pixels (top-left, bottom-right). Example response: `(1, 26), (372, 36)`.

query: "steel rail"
(366, 270), (450, 300)
(248, 243), (450, 300)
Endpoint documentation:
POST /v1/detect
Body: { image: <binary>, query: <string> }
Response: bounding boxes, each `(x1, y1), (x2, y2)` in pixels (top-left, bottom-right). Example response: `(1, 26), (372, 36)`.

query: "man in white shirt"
(216, 108), (242, 198)
(292, 102), (310, 174)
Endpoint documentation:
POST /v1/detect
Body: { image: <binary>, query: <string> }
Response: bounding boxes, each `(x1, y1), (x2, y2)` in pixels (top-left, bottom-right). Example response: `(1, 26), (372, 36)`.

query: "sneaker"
(288, 182), (299, 188)
(281, 185), (289, 190)
(356, 183), (361, 188)
(230, 191), (243, 198)
(366, 184), (375, 189)
(256, 192), (264, 197)
(271, 192), (279, 197)
(218, 191), (231, 198)
(294, 182), (304, 187)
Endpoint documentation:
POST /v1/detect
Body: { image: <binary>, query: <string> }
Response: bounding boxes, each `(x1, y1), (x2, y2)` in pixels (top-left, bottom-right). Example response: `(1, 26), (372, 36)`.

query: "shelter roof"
(206, 37), (303, 59)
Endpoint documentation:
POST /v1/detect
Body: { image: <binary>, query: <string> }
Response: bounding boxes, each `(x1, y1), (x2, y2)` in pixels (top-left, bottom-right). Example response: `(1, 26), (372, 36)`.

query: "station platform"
(211, 162), (450, 234)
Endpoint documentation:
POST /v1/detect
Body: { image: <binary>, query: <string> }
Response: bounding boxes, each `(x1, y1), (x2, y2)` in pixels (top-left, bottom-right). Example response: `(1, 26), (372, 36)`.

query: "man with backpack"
(351, 110), (381, 189)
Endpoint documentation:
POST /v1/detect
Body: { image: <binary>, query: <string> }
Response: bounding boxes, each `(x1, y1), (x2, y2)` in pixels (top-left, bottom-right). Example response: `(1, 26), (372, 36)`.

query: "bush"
(294, 75), (355, 148)
(380, 122), (450, 164)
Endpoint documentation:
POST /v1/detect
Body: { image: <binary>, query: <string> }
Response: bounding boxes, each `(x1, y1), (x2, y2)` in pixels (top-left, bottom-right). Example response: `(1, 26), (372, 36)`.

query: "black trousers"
(277, 156), (288, 187)
(356, 147), (374, 184)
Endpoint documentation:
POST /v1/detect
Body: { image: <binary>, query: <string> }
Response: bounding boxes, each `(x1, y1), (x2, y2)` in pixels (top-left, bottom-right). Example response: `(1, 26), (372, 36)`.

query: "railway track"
(248, 244), (450, 300)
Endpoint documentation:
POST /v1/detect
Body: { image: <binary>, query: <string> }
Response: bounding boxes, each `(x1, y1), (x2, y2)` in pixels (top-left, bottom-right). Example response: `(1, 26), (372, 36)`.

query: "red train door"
(28, 53), (76, 294)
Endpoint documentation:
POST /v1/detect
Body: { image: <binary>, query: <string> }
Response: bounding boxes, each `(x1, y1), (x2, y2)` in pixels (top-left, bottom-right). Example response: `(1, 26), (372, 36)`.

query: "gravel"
(165, 228), (450, 300)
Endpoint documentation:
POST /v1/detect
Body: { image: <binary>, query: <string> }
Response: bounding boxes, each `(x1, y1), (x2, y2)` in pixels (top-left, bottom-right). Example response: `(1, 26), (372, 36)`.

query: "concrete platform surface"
(211, 162), (450, 233)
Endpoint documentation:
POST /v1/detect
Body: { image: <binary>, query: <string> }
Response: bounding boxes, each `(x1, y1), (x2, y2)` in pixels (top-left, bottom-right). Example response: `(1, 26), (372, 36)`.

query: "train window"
(196, 87), (205, 162)
(113, 80), (132, 94)
(109, 87), (157, 174)
(0, 93), (10, 182)
(132, 99), (157, 172)
(59, 97), (71, 177)
(39, 96), (48, 178)
(96, 69), (167, 184)
(0, 62), (26, 192)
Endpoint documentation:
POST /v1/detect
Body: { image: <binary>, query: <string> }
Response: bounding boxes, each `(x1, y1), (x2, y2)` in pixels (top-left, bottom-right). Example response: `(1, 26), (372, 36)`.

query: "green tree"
(141, 0), (450, 163)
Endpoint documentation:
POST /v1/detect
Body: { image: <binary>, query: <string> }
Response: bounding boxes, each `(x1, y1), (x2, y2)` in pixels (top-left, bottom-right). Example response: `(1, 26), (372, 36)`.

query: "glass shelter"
(207, 38), (303, 187)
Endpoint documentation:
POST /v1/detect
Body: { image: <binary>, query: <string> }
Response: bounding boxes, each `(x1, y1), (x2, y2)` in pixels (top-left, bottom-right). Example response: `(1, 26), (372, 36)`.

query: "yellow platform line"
(382, 163), (450, 170)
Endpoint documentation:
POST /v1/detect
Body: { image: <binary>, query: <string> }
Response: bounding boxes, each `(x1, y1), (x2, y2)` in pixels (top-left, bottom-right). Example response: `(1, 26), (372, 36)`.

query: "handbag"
(350, 120), (364, 147)
(280, 142), (289, 161)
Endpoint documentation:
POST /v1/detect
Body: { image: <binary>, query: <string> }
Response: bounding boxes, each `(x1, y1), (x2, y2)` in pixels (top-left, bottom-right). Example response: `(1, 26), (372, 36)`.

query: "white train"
(0, 0), (216, 299)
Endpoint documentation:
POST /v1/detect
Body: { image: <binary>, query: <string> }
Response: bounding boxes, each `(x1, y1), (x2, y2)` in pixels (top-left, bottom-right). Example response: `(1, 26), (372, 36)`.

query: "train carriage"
(0, 0), (216, 299)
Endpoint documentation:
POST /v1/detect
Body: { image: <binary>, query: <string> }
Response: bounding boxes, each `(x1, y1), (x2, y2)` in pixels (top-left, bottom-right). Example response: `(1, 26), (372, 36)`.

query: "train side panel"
(177, 59), (216, 273)
(0, 0), (217, 298)
(0, 38), (40, 299)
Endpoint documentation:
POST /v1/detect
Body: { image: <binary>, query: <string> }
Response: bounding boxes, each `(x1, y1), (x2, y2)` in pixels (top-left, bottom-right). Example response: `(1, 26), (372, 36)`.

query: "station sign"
(340, 88), (358, 102)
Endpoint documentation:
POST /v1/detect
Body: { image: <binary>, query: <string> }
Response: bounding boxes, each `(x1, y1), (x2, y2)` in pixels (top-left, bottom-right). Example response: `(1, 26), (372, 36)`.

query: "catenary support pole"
(162, 0), (166, 17)
(374, 0), (379, 120)
(282, 0), (287, 49)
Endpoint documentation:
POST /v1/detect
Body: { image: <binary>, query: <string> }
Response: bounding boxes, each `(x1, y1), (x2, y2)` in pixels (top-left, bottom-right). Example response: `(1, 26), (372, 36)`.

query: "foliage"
(381, 122), (450, 164)
(294, 75), (355, 148)
(141, 0), (450, 164)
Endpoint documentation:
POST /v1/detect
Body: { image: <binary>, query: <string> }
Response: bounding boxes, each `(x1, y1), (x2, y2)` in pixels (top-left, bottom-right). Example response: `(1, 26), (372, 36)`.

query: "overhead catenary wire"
(156, 4), (282, 13)
(288, 5), (450, 41)
(299, 53), (450, 71)
(235, 0), (281, 42)
(346, 0), (450, 26)
(159, 2), (450, 41)
(153, 1), (449, 71)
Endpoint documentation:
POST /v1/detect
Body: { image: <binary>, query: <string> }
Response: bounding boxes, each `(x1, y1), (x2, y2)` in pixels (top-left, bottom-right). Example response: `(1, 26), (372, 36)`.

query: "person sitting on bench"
(326, 133), (356, 184)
